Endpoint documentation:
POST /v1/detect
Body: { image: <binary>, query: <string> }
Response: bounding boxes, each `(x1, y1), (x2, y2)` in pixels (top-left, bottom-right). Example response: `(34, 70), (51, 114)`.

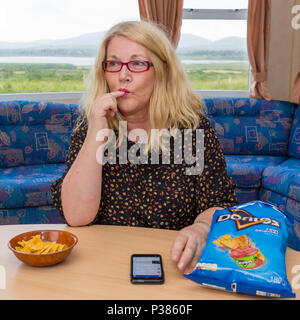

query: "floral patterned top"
(51, 115), (238, 230)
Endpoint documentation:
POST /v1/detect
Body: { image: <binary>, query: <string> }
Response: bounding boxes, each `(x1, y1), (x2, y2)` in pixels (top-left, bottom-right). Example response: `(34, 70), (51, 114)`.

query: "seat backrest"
(203, 97), (296, 156)
(288, 105), (300, 159)
(0, 100), (78, 168)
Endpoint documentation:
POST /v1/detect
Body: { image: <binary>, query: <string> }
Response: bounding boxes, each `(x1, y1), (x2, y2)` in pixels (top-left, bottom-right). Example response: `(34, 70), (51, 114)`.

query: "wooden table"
(0, 224), (299, 300)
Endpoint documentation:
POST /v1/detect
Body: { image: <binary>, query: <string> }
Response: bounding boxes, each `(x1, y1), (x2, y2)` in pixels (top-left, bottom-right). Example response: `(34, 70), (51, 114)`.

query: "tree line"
(0, 48), (247, 59)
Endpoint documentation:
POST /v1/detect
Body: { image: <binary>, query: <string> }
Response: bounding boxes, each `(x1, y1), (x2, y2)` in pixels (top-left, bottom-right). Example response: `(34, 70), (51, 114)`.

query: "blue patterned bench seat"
(0, 100), (78, 224)
(0, 98), (299, 250)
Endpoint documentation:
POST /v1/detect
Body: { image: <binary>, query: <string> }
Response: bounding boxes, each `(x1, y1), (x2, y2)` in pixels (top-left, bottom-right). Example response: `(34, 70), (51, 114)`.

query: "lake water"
(0, 56), (248, 66)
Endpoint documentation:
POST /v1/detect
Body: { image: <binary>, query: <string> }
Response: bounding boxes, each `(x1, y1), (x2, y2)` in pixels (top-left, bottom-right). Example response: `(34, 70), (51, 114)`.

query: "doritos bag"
(185, 201), (295, 298)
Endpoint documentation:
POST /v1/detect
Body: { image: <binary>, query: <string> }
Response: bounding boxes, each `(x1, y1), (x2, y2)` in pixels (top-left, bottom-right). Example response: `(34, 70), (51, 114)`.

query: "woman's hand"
(170, 222), (210, 274)
(171, 207), (224, 274)
(88, 91), (124, 129)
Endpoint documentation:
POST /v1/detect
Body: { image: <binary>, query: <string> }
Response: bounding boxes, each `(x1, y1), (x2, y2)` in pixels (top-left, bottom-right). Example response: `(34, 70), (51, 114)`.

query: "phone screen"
(131, 254), (164, 283)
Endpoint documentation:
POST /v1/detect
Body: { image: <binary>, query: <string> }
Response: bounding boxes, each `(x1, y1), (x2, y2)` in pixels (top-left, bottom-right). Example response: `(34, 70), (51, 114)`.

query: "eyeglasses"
(102, 60), (153, 73)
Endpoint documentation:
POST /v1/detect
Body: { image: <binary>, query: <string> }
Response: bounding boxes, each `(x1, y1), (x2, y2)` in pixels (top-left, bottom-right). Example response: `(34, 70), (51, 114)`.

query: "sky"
(0, 0), (248, 43)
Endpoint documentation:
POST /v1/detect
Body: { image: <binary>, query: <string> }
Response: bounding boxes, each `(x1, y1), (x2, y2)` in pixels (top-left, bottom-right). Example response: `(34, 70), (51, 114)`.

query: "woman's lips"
(118, 88), (130, 98)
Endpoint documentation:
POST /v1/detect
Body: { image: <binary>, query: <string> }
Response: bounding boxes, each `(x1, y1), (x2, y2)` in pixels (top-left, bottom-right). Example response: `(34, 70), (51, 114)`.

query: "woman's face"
(104, 36), (156, 118)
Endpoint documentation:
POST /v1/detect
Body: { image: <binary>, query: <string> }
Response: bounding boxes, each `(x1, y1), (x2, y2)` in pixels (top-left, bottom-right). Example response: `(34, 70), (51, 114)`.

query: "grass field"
(184, 62), (249, 90)
(0, 63), (89, 93)
(0, 62), (249, 93)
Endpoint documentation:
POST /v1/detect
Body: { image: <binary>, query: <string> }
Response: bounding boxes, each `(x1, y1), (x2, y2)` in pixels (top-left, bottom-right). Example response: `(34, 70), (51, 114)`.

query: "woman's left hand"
(170, 222), (210, 274)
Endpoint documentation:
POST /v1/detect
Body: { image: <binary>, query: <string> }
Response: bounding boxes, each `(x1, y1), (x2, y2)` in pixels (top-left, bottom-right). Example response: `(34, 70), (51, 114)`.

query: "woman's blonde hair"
(78, 20), (204, 150)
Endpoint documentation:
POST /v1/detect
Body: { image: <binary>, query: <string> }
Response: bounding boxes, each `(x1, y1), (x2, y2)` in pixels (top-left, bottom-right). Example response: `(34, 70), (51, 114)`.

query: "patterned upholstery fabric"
(0, 206), (64, 224)
(204, 98), (295, 155)
(0, 163), (65, 208)
(262, 158), (300, 202)
(288, 105), (300, 159)
(234, 187), (258, 204)
(0, 100), (77, 167)
(0, 100), (77, 225)
(225, 155), (286, 188)
(260, 188), (300, 250)
(203, 97), (295, 205)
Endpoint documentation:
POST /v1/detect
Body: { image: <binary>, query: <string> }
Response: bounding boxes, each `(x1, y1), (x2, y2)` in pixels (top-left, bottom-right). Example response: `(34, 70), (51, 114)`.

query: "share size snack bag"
(185, 201), (295, 298)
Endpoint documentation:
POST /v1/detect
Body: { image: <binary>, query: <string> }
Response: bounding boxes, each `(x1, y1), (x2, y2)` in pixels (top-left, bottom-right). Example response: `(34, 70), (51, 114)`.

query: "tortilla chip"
(213, 234), (249, 249)
(14, 235), (68, 254)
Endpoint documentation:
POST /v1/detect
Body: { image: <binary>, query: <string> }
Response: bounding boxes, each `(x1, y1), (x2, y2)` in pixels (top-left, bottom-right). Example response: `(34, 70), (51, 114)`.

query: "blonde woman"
(51, 21), (237, 274)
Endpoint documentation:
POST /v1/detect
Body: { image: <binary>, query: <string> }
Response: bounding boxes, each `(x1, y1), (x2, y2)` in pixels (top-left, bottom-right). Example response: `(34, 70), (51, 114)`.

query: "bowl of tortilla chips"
(8, 230), (78, 267)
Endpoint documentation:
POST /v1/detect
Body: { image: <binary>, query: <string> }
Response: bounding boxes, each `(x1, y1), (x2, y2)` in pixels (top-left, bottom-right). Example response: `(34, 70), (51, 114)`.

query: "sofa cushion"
(288, 106), (300, 158)
(0, 206), (65, 224)
(262, 158), (300, 202)
(225, 155), (286, 188)
(0, 101), (78, 168)
(260, 188), (300, 251)
(204, 98), (295, 156)
(0, 163), (66, 209)
(235, 187), (258, 204)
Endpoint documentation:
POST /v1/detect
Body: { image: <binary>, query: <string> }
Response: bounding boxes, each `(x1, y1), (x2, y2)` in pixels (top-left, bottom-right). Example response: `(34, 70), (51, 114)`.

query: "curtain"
(138, 0), (184, 47)
(291, 72), (300, 103)
(266, 0), (300, 104)
(247, 0), (272, 100)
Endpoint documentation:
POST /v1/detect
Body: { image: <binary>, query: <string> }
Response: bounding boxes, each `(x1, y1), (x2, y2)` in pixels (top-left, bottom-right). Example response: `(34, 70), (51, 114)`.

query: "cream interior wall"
(267, 0), (300, 103)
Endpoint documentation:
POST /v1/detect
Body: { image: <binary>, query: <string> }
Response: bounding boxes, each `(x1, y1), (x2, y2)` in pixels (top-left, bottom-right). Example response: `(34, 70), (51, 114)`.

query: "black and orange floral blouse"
(51, 115), (238, 230)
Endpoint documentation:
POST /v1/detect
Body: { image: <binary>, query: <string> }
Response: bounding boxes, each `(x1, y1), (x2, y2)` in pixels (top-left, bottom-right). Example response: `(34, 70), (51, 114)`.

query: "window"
(0, 0), (140, 97)
(179, 0), (249, 93)
(0, 0), (249, 100)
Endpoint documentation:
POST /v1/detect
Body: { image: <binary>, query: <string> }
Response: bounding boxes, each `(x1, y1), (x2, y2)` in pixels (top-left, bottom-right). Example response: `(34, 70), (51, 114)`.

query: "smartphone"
(131, 254), (164, 284)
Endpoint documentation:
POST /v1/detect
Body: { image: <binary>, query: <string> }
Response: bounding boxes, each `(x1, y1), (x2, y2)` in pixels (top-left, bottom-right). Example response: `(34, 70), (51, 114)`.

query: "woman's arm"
(61, 125), (105, 226)
(170, 117), (238, 273)
(54, 91), (124, 227)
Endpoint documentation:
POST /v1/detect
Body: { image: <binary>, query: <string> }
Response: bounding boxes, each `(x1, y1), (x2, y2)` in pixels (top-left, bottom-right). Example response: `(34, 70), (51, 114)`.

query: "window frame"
(0, 8), (249, 102)
(0, 91), (82, 103)
(182, 7), (250, 98)
(182, 8), (248, 20)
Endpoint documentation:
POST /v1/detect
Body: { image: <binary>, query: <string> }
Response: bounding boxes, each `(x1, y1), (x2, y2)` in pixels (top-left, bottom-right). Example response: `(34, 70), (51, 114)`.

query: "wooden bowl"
(8, 229), (78, 267)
